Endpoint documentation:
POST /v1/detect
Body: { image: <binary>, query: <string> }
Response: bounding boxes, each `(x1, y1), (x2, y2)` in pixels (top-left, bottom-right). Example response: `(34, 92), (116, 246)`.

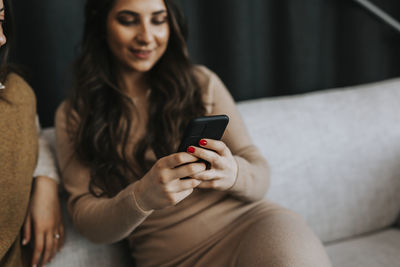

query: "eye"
(117, 16), (139, 26)
(152, 15), (168, 25)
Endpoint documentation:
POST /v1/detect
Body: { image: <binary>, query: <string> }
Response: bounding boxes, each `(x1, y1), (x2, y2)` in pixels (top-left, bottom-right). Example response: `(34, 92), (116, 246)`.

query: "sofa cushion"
(326, 229), (400, 267)
(237, 78), (400, 243)
(47, 192), (134, 267)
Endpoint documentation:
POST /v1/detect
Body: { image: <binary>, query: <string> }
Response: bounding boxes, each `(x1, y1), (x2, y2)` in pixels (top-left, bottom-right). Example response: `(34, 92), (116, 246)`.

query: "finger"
(22, 213), (31, 246)
(187, 146), (221, 166)
(32, 231), (45, 267)
(197, 180), (220, 189)
(173, 162), (206, 179)
(192, 169), (218, 181)
(57, 225), (65, 251)
(42, 232), (54, 265)
(155, 153), (202, 184)
(51, 231), (59, 261)
(166, 178), (201, 193)
(173, 188), (194, 203)
(163, 152), (199, 168)
(198, 139), (229, 156)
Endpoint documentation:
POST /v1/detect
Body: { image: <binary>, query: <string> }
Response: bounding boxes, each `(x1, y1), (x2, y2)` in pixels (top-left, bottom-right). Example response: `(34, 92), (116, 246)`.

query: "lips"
(130, 48), (152, 59)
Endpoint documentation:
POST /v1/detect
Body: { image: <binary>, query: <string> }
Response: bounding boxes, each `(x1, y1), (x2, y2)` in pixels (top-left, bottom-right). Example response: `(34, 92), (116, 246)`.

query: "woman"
(0, 0), (64, 266)
(56, 0), (331, 266)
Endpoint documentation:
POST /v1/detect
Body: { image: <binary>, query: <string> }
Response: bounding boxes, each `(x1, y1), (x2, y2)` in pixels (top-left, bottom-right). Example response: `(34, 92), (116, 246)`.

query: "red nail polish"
(199, 139), (207, 146)
(187, 146), (195, 153)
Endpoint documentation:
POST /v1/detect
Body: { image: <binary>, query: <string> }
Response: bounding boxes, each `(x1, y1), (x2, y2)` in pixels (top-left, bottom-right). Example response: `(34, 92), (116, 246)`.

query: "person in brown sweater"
(0, 1), (64, 266)
(56, 0), (332, 266)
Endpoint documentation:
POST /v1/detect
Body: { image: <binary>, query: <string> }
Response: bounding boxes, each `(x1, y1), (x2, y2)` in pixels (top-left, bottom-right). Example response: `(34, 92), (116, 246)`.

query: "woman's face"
(0, 0), (6, 47)
(106, 0), (170, 73)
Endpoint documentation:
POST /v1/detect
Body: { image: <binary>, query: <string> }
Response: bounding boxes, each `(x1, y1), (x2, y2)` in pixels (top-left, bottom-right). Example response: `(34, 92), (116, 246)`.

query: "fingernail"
(33, 264), (37, 267)
(22, 238), (27, 245)
(187, 146), (195, 153)
(199, 139), (207, 146)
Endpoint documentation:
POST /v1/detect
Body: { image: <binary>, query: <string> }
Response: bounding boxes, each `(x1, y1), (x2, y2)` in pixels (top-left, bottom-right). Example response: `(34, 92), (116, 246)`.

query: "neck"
(118, 69), (149, 99)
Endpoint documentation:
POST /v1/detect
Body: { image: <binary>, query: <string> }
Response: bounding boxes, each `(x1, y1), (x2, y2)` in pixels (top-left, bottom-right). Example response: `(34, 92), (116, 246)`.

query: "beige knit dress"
(0, 74), (38, 267)
(56, 66), (331, 267)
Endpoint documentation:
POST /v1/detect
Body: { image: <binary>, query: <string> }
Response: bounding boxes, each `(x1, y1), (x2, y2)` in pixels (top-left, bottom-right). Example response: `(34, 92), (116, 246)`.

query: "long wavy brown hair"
(65, 0), (206, 197)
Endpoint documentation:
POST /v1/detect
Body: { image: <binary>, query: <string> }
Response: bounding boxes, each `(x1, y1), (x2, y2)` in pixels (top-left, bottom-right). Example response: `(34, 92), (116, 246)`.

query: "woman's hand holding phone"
(187, 138), (238, 191)
(134, 152), (206, 211)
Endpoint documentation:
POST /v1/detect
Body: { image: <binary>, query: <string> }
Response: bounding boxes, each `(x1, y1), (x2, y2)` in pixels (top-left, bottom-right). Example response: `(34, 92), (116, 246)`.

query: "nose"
(136, 23), (152, 45)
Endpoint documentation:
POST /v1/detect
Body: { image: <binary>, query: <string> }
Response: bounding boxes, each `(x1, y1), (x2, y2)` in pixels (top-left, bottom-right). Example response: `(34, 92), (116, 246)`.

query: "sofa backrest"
(236, 78), (400, 243)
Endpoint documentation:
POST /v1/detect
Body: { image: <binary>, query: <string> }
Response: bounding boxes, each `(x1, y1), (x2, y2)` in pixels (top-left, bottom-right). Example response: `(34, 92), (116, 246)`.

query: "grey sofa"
(45, 78), (400, 267)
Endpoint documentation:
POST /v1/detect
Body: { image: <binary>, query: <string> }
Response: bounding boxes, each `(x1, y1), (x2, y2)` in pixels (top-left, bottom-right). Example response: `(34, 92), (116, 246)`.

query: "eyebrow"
(118, 10), (167, 16)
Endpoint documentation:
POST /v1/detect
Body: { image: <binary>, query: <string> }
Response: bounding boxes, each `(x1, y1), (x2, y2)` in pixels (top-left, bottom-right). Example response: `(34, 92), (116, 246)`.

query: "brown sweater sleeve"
(202, 67), (270, 202)
(55, 103), (153, 244)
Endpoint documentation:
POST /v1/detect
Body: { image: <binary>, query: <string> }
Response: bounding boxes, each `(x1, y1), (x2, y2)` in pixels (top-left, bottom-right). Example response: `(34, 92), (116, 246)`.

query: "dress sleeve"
(33, 115), (60, 183)
(55, 103), (153, 244)
(204, 68), (270, 202)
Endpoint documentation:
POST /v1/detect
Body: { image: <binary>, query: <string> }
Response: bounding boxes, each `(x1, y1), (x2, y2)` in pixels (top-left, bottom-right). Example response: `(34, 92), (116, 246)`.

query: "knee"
(235, 208), (332, 267)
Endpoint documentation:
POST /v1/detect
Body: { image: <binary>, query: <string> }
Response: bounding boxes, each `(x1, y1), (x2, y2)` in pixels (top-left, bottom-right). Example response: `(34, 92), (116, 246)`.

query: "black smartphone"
(177, 115), (229, 152)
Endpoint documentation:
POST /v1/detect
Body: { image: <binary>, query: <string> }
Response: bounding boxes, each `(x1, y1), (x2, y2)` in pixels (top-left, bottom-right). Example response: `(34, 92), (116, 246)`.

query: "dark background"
(11, 0), (400, 127)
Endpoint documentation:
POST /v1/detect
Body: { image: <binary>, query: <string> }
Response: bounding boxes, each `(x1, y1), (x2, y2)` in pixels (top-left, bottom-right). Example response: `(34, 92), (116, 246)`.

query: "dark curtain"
(11, 0), (84, 127)
(11, 0), (400, 127)
(180, 0), (400, 99)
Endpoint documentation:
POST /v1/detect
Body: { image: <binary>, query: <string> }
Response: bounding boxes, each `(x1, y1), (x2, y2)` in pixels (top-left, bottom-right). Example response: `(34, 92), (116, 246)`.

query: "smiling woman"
(106, 0), (170, 74)
(56, 0), (332, 266)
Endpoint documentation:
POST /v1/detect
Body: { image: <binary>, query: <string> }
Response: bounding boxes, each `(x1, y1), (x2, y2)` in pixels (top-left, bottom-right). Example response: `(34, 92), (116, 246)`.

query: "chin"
(128, 62), (156, 73)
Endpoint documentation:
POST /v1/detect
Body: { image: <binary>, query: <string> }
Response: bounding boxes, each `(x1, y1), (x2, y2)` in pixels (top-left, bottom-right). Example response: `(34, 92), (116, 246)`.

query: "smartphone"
(177, 115), (229, 152)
